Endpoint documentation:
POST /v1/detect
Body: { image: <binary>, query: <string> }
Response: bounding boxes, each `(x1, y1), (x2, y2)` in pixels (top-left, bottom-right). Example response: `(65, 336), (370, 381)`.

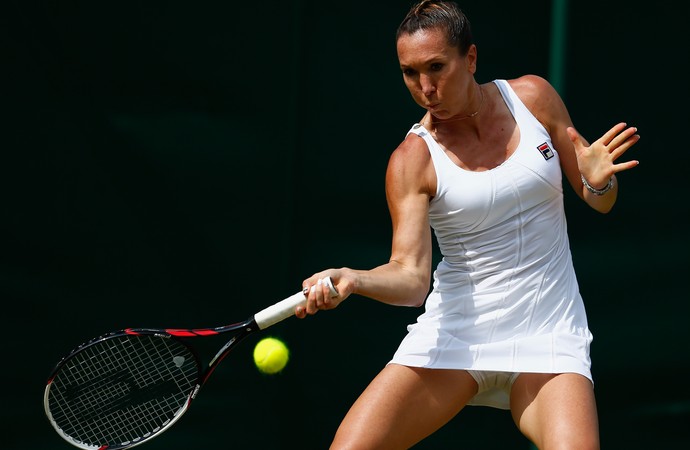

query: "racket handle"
(254, 277), (338, 330)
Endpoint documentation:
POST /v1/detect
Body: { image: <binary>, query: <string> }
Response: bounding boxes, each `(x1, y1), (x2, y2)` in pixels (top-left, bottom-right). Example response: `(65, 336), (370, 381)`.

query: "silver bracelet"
(580, 173), (614, 196)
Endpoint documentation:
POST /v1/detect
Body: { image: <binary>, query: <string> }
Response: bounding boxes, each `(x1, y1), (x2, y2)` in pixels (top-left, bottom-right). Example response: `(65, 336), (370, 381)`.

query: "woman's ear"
(466, 44), (478, 73)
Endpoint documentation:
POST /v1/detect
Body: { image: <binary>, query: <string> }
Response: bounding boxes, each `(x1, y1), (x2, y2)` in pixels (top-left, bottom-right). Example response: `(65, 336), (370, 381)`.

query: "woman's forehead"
(398, 27), (447, 47)
(397, 28), (455, 64)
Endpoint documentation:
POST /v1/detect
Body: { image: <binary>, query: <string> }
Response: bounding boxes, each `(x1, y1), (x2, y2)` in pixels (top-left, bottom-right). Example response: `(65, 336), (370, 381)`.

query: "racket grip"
(254, 277), (338, 330)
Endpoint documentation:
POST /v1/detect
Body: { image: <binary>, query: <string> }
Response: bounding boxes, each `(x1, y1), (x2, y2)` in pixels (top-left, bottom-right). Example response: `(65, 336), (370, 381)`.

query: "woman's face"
(396, 27), (476, 119)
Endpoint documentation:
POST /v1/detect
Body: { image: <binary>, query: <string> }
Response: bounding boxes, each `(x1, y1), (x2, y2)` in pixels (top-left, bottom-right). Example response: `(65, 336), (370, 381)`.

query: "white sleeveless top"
(389, 79), (593, 409)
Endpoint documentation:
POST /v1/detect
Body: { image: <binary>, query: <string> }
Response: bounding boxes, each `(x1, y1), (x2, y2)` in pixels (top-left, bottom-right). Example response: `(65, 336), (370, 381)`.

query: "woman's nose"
(420, 74), (436, 96)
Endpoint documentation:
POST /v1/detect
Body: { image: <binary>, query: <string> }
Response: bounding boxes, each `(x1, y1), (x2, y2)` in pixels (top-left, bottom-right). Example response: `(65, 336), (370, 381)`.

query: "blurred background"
(3, 0), (688, 448)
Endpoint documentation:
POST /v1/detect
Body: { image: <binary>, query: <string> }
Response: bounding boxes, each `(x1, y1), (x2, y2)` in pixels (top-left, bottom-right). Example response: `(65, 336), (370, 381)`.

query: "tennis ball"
(253, 337), (289, 374)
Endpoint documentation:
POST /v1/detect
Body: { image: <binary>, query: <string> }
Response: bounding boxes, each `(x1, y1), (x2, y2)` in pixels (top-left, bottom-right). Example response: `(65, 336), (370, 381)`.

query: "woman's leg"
(510, 373), (599, 450)
(330, 364), (478, 450)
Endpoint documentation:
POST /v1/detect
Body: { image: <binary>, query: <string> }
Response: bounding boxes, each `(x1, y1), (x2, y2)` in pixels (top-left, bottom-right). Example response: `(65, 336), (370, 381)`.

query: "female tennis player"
(298, 1), (640, 448)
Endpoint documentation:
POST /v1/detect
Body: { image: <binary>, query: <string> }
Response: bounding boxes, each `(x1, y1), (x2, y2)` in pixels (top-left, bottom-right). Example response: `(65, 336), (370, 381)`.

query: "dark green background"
(4, 0), (688, 448)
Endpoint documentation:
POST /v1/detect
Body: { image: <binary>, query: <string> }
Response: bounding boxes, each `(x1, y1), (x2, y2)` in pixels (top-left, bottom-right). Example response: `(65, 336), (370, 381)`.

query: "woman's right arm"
(297, 134), (436, 317)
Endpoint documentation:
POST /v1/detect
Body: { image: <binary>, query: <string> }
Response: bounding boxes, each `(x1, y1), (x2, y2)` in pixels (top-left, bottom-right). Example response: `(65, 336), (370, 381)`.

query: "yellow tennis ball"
(253, 337), (289, 374)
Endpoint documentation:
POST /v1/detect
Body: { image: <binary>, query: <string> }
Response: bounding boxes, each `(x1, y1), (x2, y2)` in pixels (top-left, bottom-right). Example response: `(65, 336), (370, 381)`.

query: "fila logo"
(537, 142), (554, 160)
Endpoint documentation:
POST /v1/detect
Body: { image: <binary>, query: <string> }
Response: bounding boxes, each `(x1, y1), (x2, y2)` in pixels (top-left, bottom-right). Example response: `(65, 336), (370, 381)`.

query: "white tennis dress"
(389, 79), (593, 409)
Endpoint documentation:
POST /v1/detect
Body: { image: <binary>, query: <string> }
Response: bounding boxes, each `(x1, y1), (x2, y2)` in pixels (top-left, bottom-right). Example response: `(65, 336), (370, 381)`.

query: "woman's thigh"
(510, 373), (599, 450)
(331, 364), (479, 450)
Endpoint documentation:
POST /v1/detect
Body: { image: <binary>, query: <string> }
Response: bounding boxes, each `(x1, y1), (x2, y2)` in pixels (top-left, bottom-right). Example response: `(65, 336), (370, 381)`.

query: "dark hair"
(396, 0), (473, 56)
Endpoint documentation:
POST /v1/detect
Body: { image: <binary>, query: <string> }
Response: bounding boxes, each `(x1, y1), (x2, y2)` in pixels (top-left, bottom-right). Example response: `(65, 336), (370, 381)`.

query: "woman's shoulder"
(506, 75), (556, 104)
(506, 74), (552, 90)
(505, 75), (563, 127)
(389, 129), (432, 168)
(386, 128), (436, 195)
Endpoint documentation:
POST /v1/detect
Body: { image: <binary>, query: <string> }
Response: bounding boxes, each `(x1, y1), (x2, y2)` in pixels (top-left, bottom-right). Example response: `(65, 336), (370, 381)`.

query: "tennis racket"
(44, 277), (338, 450)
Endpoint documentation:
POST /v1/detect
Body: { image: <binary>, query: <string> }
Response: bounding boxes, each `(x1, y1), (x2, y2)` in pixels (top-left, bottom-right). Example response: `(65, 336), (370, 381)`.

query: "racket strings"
(47, 334), (200, 448)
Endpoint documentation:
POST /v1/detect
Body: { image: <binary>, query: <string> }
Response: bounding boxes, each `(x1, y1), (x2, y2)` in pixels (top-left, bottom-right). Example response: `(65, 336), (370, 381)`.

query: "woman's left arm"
(512, 75), (640, 213)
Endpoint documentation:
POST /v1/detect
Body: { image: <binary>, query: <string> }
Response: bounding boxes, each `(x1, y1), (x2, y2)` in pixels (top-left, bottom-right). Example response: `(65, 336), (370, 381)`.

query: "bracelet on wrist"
(580, 173), (614, 196)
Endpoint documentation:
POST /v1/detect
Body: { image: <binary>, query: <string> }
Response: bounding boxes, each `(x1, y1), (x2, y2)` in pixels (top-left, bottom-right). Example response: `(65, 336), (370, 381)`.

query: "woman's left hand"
(567, 122), (640, 188)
